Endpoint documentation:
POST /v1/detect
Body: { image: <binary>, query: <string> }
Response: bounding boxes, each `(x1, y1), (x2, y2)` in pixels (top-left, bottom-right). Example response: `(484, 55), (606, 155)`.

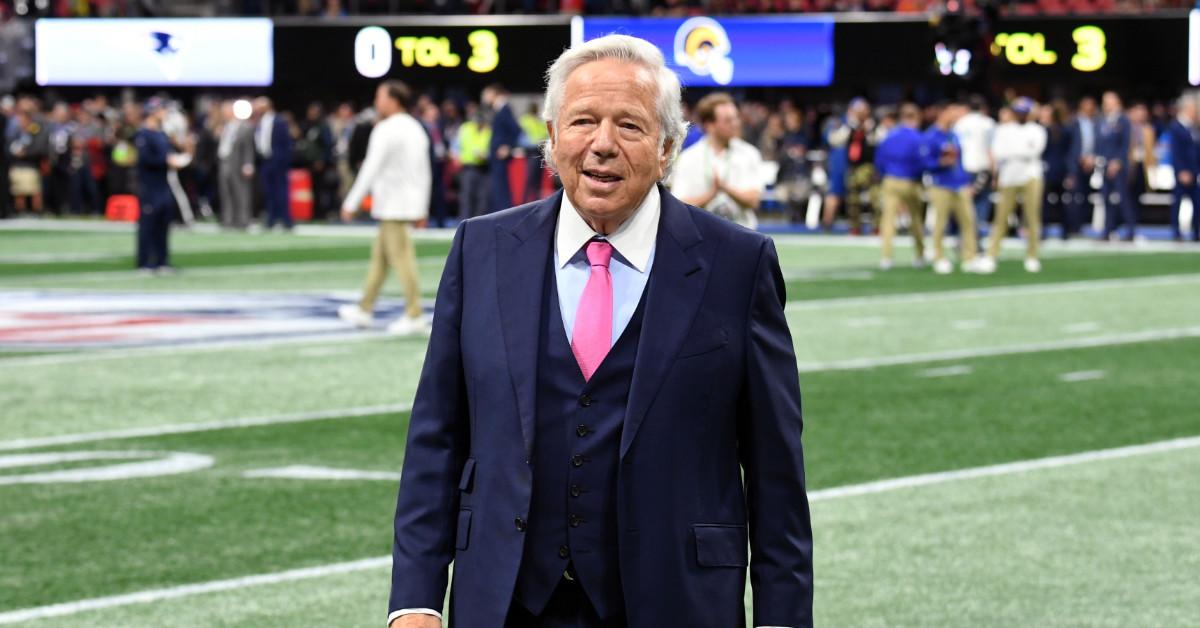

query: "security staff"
(923, 102), (982, 274)
(874, 103), (927, 270)
(1167, 97), (1199, 242)
(134, 99), (187, 275)
(1097, 91), (1135, 240)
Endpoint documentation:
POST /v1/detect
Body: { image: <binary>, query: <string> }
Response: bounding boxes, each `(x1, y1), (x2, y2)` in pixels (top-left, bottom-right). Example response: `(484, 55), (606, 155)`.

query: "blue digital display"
(574, 16), (834, 87)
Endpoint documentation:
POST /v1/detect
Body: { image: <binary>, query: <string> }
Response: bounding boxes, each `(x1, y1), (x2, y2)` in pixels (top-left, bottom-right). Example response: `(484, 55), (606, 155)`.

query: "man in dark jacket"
(1167, 98), (1199, 242)
(135, 99), (187, 274)
(484, 83), (522, 214)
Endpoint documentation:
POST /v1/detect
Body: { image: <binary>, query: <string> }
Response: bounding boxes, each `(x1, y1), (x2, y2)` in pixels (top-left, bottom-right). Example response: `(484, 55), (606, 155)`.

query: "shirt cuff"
(387, 608), (442, 626)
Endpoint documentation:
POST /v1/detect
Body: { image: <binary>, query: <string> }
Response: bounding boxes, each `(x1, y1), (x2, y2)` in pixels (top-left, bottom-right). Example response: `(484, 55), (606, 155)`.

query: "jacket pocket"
(458, 458), (477, 493)
(456, 509), (473, 551)
(692, 524), (748, 567)
(677, 327), (729, 359)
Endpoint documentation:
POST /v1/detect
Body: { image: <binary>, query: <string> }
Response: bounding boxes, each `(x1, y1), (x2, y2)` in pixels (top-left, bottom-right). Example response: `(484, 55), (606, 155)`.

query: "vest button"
(515, 517), (527, 532)
(569, 514), (583, 527)
(570, 484), (582, 498)
(579, 394), (592, 407)
(558, 544), (570, 559)
(576, 424), (589, 437)
(571, 454), (585, 468)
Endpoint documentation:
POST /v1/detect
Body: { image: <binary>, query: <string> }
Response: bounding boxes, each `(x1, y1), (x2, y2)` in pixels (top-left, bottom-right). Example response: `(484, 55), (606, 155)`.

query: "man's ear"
(545, 121), (555, 149)
(658, 138), (674, 177)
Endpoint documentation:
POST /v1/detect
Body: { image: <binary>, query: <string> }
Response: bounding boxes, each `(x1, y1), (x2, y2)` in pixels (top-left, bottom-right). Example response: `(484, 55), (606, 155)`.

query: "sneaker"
(879, 258), (894, 271)
(1024, 258), (1042, 273)
(970, 256), (997, 274)
(337, 304), (375, 329)
(136, 267), (156, 277)
(387, 314), (431, 336)
(155, 265), (178, 276)
(933, 258), (953, 275)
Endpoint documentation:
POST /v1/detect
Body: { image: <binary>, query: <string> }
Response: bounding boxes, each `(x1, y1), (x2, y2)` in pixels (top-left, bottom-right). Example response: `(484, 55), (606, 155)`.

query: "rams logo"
(673, 17), (734, 85)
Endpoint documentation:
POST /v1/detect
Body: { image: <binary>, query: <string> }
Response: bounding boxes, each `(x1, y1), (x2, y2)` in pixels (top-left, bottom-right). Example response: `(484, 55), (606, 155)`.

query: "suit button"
(569, 514), (583, 528)
(579, 394), (592, 407)
(570, 484), (582, 498)
(558, 545), (570, 559)
(515, 517), (527, 532)
(571, 454), (585, 468)
(576, 424), (589, 437)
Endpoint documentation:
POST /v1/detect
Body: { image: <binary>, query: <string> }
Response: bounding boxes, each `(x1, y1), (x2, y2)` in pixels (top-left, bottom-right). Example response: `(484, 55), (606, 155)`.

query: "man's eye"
(571, 119), (594, 126)
(620, 123), (641, 132)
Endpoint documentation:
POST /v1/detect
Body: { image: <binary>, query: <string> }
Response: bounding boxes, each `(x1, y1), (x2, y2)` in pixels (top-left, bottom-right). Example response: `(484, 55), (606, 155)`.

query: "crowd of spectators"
(1, 86), (1193, 242)
(11, 0), (1193, 18)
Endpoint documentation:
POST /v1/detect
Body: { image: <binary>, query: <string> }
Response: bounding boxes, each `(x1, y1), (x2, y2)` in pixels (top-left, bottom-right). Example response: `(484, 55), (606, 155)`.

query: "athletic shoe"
(155, 265), (178, 276)
(136, 267), (156, 277)
(337, 304), (375, 329)
(970, 256), (997, 274)
(1024, 258), (1042, 273)
(879, 258), (894, 271)
(387, 314), (431, 336)
(933, 258), (953, 275)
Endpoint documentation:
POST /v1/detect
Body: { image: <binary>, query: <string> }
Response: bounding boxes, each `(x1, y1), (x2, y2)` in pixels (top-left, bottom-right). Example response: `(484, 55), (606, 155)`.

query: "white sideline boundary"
(0, 404), (412, 452)
(2, 434), (1198, 624)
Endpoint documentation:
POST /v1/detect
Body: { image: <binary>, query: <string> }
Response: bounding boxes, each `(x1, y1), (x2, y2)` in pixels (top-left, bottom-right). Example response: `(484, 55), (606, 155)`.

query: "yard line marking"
(0, 257), (446, 284)
(0, 404), (412, 452)
(1059, 370), (1107, 383)
(1064, 322), (1102, 334)
(951, 320), (987, 331)
(917, 365), (974, 378)
(785, 273), (1200, 312)
(242, 465), (402, 481)
(0, 556), (393, 625)
(796, 326), (1200, 373)
(4, 434), (1198, 623)
(808, 435), (1200, 501)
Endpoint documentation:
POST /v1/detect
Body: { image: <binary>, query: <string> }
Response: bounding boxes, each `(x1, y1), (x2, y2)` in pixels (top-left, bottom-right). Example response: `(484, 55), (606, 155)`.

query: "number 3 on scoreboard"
(467, 29), (500, 74)
(1071, 25), (1106, 72)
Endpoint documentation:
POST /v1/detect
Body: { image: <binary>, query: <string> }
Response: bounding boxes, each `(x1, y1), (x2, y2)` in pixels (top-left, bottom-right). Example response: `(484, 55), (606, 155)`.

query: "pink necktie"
(572, 240), (614, 382)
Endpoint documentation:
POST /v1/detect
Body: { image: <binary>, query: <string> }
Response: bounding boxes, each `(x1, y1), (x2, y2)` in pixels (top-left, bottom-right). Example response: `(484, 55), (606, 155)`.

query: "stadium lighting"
(233, 99), (253, 121)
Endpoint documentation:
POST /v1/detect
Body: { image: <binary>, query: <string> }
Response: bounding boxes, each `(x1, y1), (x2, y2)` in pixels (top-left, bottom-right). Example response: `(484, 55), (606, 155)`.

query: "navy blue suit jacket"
(488, 103), (522, 162)
(261, 115), (292, 172)
(389, 186), (813, 627)
(1168, 119), (1198, 179)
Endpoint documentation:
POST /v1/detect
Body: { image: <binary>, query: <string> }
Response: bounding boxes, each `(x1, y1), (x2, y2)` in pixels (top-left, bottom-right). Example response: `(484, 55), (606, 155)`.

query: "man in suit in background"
(388, 34), (812, 628)
(253, 96), (293, 231)
(217, 100), (257, 230)
(1097, 91), (1135, 241)
(1167, 97), (1199, 242)
(484, 82), (522, 214)
(1064, 96), (1098, 239)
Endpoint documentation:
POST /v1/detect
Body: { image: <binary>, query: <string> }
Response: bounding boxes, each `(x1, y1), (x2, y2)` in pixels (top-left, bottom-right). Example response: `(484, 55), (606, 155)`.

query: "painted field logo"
(0, 291), (429, 350)
(0, 451), (213, 485)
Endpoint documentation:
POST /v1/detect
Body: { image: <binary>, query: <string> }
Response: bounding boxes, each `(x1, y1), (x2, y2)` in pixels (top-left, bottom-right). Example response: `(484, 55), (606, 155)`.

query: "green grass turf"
(2, 338), (1197, 612)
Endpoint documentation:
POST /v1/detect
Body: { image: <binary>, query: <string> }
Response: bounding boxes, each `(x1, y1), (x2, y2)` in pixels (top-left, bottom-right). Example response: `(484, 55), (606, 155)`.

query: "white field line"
(2, 328), (1197, 449)
(0, 257), (444, 284)
(0, 218), (457, 240)
(917, 365), (974, 378)
(3, 434), (1198, 624)
(1059, 370), (1108, 383)
(0, 404), (412, 452)
(767, 231), (1200, 254)
(0, 556), (393, 625)
(807, 435), (1200, 501)
(795, 326), (1200, 372)
(242, 465), (402, 481)
(784, 272), (1200, 312)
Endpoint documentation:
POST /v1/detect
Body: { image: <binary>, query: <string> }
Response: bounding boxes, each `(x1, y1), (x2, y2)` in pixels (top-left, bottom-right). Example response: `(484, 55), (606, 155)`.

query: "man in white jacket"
(338, 80), (432, 335)
(981, 98), (1047, 274)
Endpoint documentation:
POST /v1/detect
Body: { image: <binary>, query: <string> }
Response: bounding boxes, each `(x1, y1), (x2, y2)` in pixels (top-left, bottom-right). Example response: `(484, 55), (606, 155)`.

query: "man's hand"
(1179, 170), (1194, 186)
(389, 615), (440, 628)
(1106, 160), (1122, 178)
(496, 145), (511, 160)
(1081, 156), (1095, 172)
(341, 207), (355, 223)
(242, 164), (254, 179)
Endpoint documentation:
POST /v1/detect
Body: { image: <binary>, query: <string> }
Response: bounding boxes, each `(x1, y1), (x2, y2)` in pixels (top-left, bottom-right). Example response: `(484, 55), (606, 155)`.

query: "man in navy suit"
(1167, 98), (1200, 241)
(484, 83), (524, 214)
(1097, 91), (1136, 240)
(253, 97), (294, 230)
(388, 35), (812, 628)
(1063, 96), (1098, 239)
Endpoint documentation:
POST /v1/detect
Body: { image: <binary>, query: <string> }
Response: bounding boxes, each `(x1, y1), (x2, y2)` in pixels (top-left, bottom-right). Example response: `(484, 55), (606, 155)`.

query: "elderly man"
(387, 35), (812, 628)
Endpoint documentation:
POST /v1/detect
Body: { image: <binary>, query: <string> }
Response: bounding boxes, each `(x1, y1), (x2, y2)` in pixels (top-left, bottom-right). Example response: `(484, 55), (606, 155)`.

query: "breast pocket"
(676, 327), (729, 360)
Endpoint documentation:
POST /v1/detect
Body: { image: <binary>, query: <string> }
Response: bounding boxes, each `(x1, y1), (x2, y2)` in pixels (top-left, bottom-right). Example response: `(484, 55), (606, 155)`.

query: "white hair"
(541, 34), (688, 178)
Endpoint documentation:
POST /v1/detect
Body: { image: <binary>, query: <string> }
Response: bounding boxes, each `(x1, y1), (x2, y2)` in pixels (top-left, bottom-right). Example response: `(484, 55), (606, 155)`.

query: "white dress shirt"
(256, 111), (274, 157)
(342, 112), (431, 221)
(992, 121), (1048, 187)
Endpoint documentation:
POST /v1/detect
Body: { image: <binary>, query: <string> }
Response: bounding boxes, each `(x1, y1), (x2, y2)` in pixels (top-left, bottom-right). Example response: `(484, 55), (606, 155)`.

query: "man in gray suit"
(217, 100), (256, 229)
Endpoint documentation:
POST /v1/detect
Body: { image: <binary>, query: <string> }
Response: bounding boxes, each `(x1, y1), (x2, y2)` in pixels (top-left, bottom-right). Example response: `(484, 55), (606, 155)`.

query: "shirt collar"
(556, 185), (660, 273)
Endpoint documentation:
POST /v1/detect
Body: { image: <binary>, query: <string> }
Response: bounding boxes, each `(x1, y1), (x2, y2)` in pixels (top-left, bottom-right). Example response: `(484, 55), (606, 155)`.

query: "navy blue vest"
(513, 252), (646, 619)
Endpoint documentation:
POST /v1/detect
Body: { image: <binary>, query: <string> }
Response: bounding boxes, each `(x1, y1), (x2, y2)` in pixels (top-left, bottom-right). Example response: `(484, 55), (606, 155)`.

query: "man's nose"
(589, 119), (618, 158)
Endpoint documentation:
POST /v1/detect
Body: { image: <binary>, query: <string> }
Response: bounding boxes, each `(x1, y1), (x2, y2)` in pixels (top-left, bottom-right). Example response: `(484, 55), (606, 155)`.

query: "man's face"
(548, 58), (669, 229)
(1102, 93), (1120, 115)
(1182, 102), (1197, 123)
(706, 102), (739, 144)
(374, 86), (397, 117)
(1080, 98), (1096, 117)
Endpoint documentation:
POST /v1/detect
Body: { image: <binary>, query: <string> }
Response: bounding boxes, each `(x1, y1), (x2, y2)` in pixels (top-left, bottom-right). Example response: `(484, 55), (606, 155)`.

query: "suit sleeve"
(389, 223), (470, 614)
(136, 133), (168, 171)
(738, 239), (813, 627)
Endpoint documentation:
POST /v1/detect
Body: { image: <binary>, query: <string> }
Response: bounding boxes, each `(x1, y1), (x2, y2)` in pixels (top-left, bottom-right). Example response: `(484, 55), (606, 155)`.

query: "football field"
(1, 220), (1198, 627)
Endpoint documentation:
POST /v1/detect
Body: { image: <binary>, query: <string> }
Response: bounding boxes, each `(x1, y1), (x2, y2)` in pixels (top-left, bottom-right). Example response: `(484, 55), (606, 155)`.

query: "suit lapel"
(621, 187), (709, 458)
(496, 192), (561, 460)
